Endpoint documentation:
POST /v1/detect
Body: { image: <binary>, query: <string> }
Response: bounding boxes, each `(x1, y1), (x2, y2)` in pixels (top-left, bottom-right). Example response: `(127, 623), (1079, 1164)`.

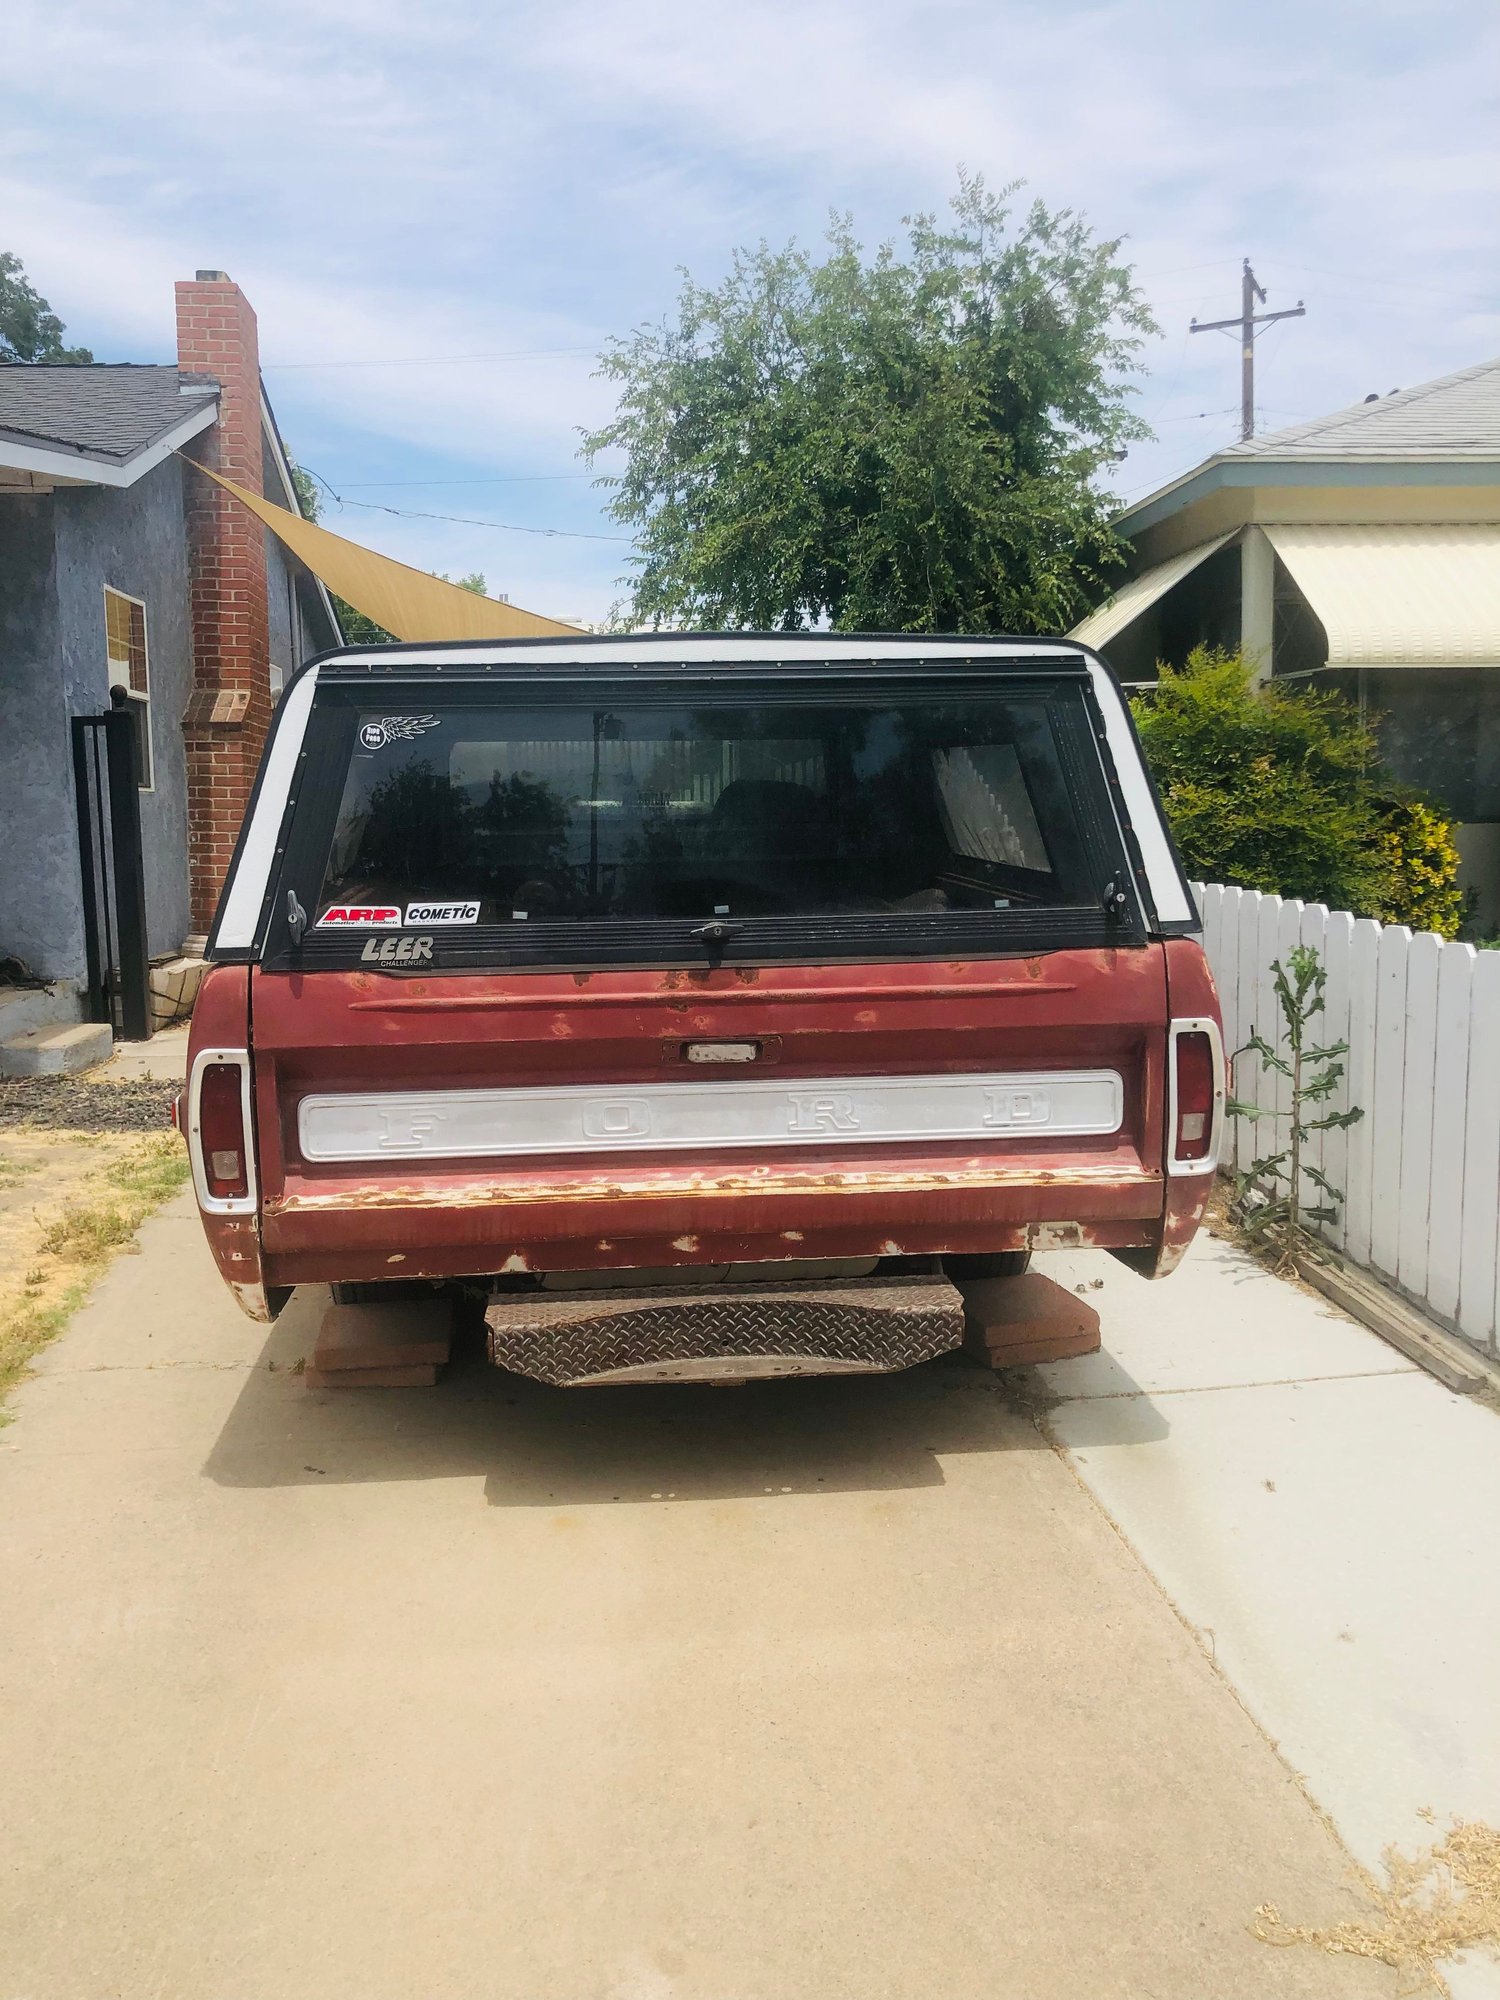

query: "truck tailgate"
(250, 949), (1167, 1282)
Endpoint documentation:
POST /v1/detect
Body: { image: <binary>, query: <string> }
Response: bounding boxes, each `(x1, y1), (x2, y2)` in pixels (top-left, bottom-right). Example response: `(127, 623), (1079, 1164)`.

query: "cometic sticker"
(404, 901), (481, 926)
(358, 715), (440, 751)
(316, 906), (401, 927)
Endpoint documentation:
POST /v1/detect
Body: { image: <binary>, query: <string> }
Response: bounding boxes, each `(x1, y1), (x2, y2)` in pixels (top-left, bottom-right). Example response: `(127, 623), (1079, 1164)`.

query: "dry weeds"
(0, 1130), (189, 1409)
(1254, 1817), (1500, 1995)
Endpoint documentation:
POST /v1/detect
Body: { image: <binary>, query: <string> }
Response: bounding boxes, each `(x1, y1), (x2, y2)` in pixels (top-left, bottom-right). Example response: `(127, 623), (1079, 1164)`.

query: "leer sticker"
(317, 905), (401, 927)
(404, 901), (480, 926)
(358, 715), (440, 751)
(361, 936), (434, 965)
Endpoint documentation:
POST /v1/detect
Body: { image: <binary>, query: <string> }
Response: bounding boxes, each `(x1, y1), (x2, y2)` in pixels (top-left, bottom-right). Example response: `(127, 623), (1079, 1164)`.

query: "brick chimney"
(176, 271), (272, 934)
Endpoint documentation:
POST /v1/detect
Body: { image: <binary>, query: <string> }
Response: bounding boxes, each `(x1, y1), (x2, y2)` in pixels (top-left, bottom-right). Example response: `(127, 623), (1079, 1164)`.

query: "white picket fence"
(1195, 881), (1500, 1360)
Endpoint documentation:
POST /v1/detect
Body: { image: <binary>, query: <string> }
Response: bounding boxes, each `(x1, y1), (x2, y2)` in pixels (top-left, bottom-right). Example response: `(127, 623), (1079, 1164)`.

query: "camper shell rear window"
(256, 660), (1152, 970)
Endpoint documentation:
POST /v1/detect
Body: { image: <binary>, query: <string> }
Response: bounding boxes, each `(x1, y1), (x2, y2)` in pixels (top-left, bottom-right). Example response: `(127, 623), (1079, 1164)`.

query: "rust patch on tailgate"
(266, 1154), (1157, 1217)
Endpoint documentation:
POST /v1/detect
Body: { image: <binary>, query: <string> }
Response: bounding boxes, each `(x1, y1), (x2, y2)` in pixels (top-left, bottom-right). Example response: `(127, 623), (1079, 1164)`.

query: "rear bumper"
(257, 1148), (1164, 1286)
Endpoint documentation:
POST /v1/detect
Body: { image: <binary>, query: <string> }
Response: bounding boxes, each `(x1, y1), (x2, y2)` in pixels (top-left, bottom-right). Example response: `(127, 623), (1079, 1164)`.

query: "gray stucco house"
(0, 272), (340, 1061)
(1073, 356), (1500, 925)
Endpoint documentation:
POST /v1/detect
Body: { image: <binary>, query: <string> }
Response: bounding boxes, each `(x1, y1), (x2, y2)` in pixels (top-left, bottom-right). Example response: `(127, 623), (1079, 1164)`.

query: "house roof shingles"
(0, 363), (218, 464)
(1221, 355), (1500, 460)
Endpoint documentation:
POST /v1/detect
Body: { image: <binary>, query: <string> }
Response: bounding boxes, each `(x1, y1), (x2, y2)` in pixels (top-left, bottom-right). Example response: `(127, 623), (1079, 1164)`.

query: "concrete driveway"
(1, 1195), (1491, 1999)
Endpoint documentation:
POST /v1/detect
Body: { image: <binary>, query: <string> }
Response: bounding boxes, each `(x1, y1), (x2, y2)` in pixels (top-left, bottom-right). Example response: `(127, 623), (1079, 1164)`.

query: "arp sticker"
(361, 936), (434, 965)
(358, 714), (440, 752)
(317, 905), (401, 927)
(404, 901), (480, 926)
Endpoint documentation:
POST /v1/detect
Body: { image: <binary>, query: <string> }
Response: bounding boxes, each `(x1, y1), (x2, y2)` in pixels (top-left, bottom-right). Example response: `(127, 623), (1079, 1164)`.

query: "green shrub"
(1368, 799), (1464, 939)
(1132, 648), (1462, 936)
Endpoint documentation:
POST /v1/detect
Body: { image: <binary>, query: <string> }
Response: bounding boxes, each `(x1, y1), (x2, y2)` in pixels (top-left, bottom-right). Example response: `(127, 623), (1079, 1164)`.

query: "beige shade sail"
(1069, 533), (1234, 650)
(187, 460), (583, 640)
(1263, 524), (1500, 669)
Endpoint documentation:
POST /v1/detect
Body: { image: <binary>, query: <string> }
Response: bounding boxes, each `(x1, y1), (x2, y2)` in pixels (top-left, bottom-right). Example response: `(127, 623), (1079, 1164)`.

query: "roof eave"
(0, 396), (218, 490)
(1116, 451), (1500, 539)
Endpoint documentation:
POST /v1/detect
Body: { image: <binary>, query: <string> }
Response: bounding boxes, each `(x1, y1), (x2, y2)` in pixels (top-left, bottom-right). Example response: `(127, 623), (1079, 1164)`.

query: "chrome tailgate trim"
(298, 1068), (1124, 1164)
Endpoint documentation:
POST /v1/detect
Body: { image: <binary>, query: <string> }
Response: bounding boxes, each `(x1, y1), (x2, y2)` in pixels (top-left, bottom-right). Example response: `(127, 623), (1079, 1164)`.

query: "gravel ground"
(0, 1076), (179, 1132)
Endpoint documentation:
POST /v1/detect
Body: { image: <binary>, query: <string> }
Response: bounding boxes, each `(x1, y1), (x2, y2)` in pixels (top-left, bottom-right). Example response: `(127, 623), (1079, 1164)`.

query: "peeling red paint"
(185, 941), (1224, 1312)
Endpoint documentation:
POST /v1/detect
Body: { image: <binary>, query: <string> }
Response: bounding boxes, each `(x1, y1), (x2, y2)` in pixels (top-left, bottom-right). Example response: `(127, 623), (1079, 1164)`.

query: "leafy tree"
(0, 252), (93, 363)
(1132, 647), (1462, 935)
(583, 173), (1156, 634)
(330, 597), (395, 646)
(289, 461), (322, 523)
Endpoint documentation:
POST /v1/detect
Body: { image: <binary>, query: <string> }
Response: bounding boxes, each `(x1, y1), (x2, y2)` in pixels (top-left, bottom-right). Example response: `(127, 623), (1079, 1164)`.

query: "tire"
(942, 1250), (1032, 1280)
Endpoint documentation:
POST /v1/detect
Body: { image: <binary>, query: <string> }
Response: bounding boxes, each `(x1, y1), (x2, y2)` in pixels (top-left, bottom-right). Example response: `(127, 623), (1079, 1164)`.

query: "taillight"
(199, 1063), (249, 1199)
(1174, 1033), (1214, 1160)
(188, 1051), (256, 1211)
(1168, 1020), (1222, 1173)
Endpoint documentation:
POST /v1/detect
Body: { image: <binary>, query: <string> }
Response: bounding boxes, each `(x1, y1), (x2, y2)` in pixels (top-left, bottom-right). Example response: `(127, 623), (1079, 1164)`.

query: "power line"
(1277, 261), (1498, 311)
(340, 495), (627, 541)
(261, 344), (595, 370)
(299, 465), (628, 542)
(335, 472), (595, 488)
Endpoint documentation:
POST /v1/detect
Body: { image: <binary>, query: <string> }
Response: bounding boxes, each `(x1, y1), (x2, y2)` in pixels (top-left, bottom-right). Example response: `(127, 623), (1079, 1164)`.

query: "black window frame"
(252, 657), (1154, 973)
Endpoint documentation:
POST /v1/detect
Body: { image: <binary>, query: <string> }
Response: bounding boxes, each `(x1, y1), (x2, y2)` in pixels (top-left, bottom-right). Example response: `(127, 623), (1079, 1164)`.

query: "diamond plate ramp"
(485, 1275), (964, 1386)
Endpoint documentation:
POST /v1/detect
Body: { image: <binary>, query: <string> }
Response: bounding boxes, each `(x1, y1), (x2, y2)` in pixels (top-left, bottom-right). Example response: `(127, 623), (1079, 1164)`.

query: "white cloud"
(3, 0), (1497, 609)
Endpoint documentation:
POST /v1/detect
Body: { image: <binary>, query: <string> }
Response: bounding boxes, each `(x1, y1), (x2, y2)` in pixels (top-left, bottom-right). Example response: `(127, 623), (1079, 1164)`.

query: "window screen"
(311, 694), (1099, 927)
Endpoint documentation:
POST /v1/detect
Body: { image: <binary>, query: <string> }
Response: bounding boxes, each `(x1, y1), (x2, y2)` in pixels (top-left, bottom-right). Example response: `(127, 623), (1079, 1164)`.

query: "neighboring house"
(1073, 356), (1500, 924)
(0, 272), (340, 1055)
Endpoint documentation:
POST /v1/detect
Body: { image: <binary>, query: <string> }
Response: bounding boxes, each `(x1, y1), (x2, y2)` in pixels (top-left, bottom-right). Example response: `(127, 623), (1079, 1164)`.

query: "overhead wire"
(261, 344), (596, 370)
(299, 464), (630, 542)
(335, 472), (595, 488)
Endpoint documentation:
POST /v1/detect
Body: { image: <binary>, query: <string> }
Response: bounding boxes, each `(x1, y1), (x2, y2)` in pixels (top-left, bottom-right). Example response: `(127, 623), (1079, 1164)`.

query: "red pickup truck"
(183, 634), (1222, 1382)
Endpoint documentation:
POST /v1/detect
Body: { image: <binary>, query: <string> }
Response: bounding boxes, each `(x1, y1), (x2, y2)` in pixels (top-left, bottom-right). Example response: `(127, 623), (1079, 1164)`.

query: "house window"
(104, 587), (153, 790)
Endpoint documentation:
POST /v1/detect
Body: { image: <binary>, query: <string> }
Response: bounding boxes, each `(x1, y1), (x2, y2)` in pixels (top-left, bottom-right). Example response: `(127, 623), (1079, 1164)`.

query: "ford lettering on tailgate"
(297, 1070), (1124, 1164)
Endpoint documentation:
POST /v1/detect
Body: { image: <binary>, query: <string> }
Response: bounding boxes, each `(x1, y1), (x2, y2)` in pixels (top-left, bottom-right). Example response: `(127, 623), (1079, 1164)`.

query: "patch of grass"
(36, 1139), (188, 1265)
(106, 1133), (190, 1206)
(1, 1133), (193, 1410)
(0, 1275), (92, 1410)
(37, 1201), (137, 1262)
(0, 1152), (39, 1188)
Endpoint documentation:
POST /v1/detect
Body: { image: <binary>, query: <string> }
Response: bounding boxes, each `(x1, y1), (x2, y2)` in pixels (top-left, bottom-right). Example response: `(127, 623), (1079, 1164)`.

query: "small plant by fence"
(1228, 944), (1364, 1261)
(1195, 882), (1500, 1361)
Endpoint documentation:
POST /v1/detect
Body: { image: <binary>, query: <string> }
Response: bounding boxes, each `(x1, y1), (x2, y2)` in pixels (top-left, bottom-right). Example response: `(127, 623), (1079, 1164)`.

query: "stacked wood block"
(954, 1272), (1101, 1369)
(305, 1298), (453, 1389)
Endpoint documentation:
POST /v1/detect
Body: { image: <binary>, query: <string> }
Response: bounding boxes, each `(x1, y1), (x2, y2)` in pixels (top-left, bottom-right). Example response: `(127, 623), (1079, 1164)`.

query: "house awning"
(1069, 533), (1234, 649)
(1262, 524), (1500, 669)
(189, 461), (583, 641)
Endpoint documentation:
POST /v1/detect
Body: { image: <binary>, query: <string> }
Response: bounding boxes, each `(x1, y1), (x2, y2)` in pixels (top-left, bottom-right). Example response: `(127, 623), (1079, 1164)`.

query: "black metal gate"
(71, 710), (150, 1041)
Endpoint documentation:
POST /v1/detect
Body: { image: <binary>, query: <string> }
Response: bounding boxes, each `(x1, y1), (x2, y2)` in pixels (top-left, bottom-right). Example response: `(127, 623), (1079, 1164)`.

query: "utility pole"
(1191, 260), (1305, 440)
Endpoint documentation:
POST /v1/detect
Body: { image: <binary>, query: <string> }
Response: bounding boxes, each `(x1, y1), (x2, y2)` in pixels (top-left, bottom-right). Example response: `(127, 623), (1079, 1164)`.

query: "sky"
(4, 0), (1498, 627)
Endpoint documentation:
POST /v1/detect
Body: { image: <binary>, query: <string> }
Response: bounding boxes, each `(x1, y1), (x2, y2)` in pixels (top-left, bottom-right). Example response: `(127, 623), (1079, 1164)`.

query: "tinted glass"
(313, 696), (1099, 925)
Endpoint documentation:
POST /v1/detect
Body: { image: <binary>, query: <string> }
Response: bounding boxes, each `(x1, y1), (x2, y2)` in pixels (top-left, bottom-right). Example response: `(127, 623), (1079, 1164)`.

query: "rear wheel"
(942, 1250), (1032, 1280)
